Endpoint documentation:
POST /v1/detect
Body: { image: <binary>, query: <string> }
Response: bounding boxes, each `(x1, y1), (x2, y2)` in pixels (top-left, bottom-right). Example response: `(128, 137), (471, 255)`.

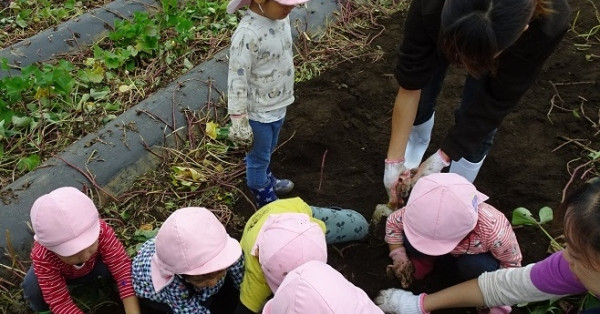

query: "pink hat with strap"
(151, 207), (242, 292)
(404, 173), (488, 256)
(226, 0), (311, 14)
(263, 260), (384, 313)
(252, 213), (327, 292)
(30, 187), (100, 257)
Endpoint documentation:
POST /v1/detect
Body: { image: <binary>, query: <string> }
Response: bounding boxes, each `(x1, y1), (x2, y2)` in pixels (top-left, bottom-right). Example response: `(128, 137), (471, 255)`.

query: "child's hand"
(229, 114), (253, 147)
(386, 247), (414, 288)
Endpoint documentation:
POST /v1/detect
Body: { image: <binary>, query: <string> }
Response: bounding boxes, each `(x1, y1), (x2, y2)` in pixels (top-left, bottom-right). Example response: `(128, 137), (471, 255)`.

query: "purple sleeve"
(530, 251), (586, 295)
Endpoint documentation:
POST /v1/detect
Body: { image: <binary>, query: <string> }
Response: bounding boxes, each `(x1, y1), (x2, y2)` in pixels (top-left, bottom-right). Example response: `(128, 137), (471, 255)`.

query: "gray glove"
(411, 149), (450, 186)
(375, 288), (427, 314)
(228, 114), (253, 147)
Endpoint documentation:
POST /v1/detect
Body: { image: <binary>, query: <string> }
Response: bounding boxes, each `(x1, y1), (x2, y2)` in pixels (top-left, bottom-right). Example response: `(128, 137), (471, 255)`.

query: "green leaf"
(17, 154), (40, 172)
(512, 207), (537, 226)
(89, 88), (110, 100)
(11, 115), (31, 128)
(15, 17), (27, 28)
(538, 206), (554, 224)
(79, 64), (104, 84)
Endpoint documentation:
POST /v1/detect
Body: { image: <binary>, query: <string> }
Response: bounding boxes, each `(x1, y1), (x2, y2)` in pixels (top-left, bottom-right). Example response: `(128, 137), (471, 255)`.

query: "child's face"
(182, 269), (227, 288)
(57, 240), (99, 265)
(563, 247), (600, 296)
(252, 0), (296, 20)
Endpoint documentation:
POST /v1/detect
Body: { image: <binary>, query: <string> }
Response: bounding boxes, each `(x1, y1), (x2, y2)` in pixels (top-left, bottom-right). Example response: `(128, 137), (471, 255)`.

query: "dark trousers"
(404, 233), (500, 280)
(22, 259), (113, 312)
(414, 58), (495, 163)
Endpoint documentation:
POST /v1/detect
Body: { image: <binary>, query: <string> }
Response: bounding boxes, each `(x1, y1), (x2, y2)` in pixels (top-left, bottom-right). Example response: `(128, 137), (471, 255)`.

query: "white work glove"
(412, 149), (450, 186)
(375, 288), (427, 314)
(383, 159), (412, 209)
(228, 114), (253, 147)
(386, 247), (414, 288)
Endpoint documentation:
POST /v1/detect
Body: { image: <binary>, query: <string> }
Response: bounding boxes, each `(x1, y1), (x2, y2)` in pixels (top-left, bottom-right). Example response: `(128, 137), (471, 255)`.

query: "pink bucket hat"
(227, 0), (310, 14)
(151, 207), (242, 292)
(263, 260), (383, 314)
(30, 187), (100, 257)
(404, 173), (488, 256)
(252, 213), (327, 292)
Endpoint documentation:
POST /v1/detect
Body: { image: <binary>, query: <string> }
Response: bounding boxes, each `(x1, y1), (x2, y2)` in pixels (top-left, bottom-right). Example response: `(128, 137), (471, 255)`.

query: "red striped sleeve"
(98, 220), (136, 299)
(31, 243), (84, 314)
(478, 204), (523, 268)
(384, 207), (407, 245)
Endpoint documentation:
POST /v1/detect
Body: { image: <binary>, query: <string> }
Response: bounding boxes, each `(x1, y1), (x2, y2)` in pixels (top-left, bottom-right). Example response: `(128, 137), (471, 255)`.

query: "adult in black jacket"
(383, 0), (570, 207)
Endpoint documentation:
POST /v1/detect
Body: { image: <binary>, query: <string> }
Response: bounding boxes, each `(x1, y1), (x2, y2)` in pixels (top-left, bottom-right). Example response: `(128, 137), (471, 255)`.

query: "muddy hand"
(386, 247), (415, 288)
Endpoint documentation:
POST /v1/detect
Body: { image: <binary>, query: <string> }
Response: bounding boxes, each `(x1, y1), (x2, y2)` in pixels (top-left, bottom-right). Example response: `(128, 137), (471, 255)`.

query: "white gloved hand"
(375, 288), (427, 314)
(228, 114), (253, 147)
(383, 159), (410, 209)
(412, 149), (450, 186)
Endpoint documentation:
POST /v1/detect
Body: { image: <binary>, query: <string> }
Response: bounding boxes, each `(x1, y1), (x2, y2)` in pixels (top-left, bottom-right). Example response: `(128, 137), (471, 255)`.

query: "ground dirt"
(95, 0), (600, 312)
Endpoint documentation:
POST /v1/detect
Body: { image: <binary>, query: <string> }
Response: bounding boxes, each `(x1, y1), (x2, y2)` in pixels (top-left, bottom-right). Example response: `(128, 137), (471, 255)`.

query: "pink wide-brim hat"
(31, 187), (100, 257)
(404, 173), (488, 256)
(263, 260), (384, 313)
(252, 213), (327, 292)
(150, 207), (242, 292)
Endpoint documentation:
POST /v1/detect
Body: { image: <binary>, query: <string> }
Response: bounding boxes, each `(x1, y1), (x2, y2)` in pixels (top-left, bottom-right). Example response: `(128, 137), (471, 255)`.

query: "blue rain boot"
(249, 179), (278, 208)
(267, 167), (294, 194)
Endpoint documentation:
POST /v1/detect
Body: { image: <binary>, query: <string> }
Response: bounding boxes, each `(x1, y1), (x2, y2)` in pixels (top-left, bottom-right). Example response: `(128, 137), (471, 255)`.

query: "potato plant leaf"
(512, 207), (537, 226)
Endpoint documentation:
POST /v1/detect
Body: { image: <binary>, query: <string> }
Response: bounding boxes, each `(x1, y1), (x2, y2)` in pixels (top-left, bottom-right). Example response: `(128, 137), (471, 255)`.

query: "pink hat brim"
(42, 220), (100, 257)
(151, 236), (242, 292)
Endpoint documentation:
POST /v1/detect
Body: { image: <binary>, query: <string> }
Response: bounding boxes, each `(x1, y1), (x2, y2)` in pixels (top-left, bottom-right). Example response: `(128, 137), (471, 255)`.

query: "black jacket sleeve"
(394, 0), (445, 90)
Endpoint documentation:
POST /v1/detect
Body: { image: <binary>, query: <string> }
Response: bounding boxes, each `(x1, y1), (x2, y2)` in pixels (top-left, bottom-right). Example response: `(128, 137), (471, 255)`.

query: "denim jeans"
(404, 233), (500, 280)
(246, 119), (284, 189)
(22, 259), (113, 312)
(414, 59), (496, 163)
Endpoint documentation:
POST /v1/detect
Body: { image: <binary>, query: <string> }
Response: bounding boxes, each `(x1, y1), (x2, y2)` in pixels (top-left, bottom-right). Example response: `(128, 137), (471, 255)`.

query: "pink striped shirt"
(385, 203), (522, 268)
(31, 220), (135, 313)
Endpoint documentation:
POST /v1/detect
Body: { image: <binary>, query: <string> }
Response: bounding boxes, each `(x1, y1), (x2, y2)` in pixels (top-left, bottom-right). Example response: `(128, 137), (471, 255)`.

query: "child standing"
(376, 177), (600, 314)
(22, 186), (140, 314)
(235, 197), (369, 313)
(131, 207), (244, 313)
(384, 173), (521, 295)
(226, 0), (309, 207)
(263, 260), (384, 313)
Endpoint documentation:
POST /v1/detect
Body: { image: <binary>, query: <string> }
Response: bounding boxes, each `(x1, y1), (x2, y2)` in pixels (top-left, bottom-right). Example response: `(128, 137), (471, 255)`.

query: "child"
(236, 197), (369, 313)
(226, 0), (310, 207)
(22, 186), (140, 314)
(376, 177), (600, 314)
(384, 173), (521, 294)
(263, 260), (383, 313)
(131, 207), (244, 313)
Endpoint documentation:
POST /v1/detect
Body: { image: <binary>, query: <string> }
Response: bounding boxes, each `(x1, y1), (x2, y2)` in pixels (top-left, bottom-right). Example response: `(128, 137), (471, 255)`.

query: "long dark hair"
(439, 0), (536, 77)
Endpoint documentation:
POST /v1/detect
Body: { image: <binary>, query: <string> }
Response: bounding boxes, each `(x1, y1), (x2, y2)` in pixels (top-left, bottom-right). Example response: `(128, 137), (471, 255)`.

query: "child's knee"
(311, 206), (368, 244)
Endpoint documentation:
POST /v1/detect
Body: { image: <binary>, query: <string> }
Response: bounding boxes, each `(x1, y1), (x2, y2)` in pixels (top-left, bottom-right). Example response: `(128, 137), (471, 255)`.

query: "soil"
(94, 0), (599, 312)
